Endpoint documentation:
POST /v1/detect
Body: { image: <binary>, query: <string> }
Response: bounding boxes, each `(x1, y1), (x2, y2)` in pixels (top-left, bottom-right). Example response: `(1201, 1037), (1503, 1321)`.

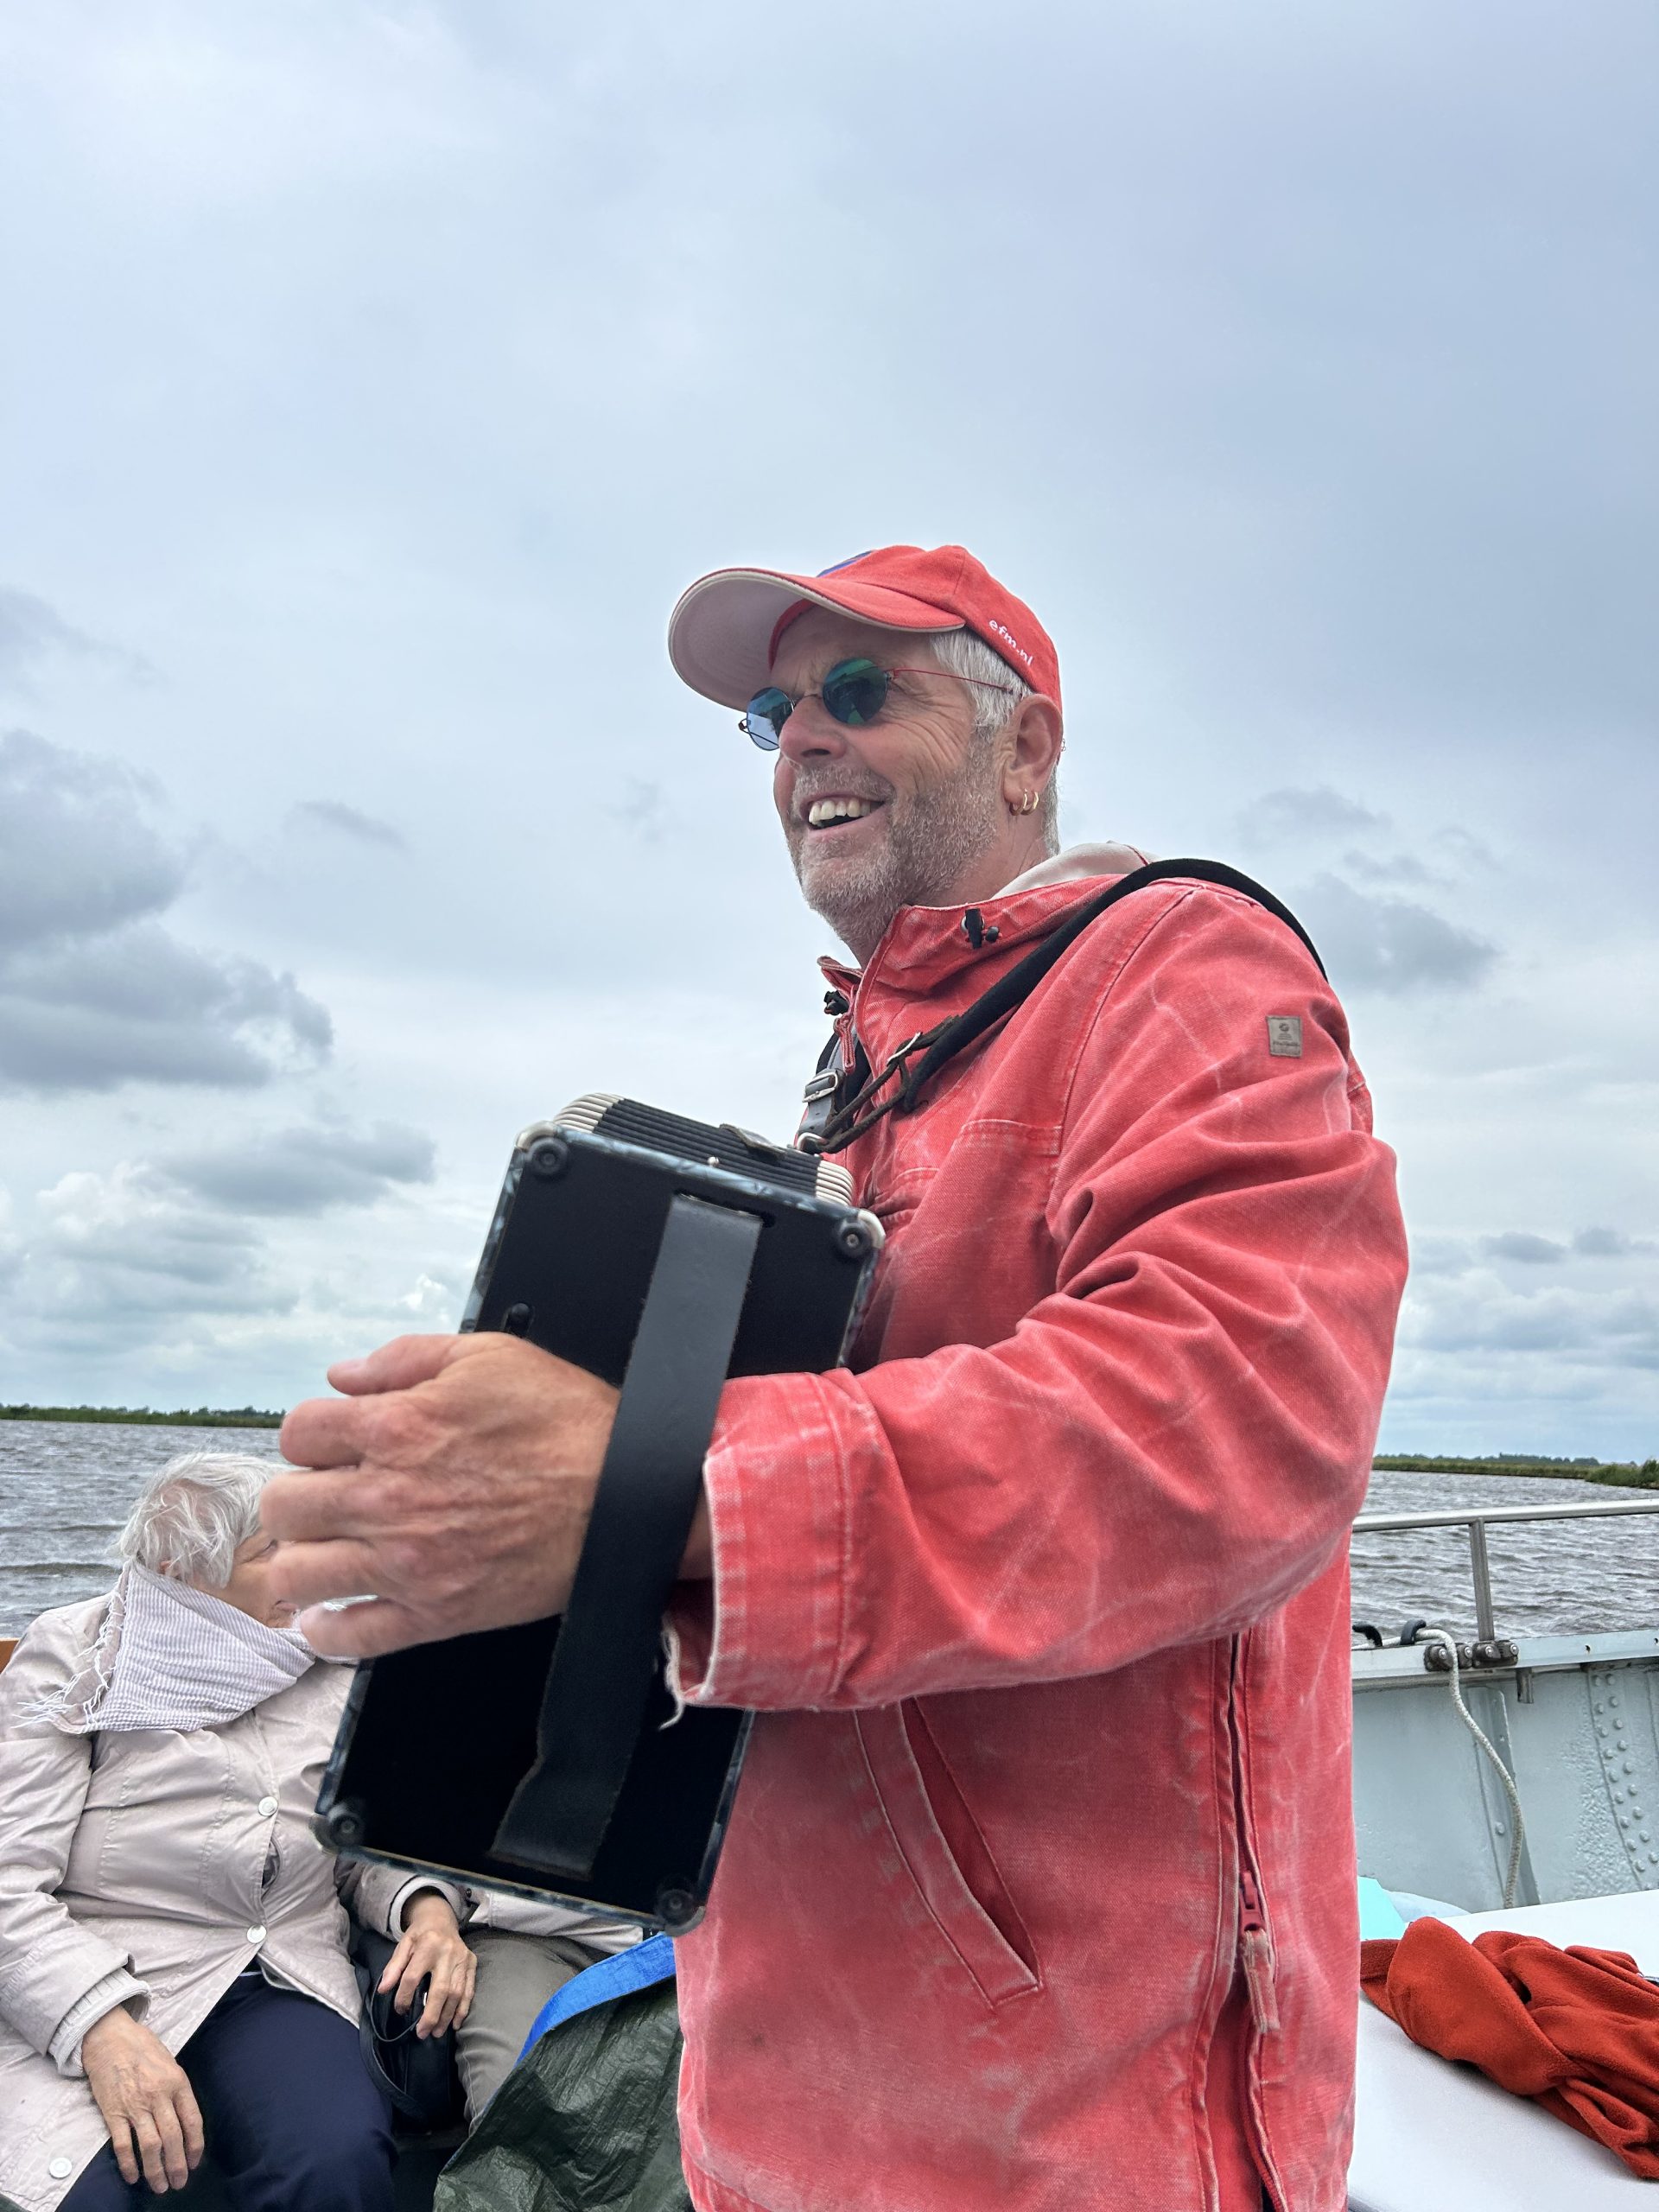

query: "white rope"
(1419, 1626), (1528, 1909)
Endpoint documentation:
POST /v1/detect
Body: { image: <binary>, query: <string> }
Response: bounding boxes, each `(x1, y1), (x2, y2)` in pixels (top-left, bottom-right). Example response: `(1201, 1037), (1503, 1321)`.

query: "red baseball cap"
(667, 543), (1062, 717)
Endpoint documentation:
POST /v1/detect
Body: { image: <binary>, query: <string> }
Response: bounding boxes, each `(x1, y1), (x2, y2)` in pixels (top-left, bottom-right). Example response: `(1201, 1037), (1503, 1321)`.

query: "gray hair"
(117, 1451), (276, 1589)
(929, 628), (1059, 858)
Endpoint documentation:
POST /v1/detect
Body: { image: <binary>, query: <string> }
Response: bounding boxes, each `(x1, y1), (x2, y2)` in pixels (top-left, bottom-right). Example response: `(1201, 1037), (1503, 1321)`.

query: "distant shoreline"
(1372, 1453), (1657, 1487)
(0, 1406), (283, 1429)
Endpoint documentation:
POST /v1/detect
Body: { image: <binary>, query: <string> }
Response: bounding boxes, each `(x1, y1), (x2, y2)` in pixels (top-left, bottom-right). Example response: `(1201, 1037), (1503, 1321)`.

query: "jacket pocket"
(854, 1702), (1039, 2009)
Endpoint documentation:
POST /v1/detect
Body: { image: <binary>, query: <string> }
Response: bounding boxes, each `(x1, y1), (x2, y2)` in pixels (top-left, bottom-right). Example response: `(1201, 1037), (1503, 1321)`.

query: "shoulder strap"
(907, 857), (1324, 1096)
(803, 858), (1324, 1156)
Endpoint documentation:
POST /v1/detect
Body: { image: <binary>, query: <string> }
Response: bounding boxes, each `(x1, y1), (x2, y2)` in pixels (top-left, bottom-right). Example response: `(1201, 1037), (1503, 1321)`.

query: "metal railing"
(1351, 1497), (1659, 1643)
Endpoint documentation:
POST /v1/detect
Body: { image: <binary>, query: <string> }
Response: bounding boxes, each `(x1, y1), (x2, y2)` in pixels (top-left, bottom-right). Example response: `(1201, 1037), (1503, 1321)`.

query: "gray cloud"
(1299, 873), (1497, 995)
(1573, 1226), (1658, 1259)
(157, 1122), (436, 1215)
(22, 1166), (289, 1332)
(288, 800), (408, 852)
(0, 734), (332, 1093)
(1482, 1231), (1567, 1265)
(1338, 849), (1440, 889)
(1415, 1227), (1655, 1274)
(0, 590), (92, 685)
(0, 925), (331, 1093)
(0, 588), (150, 691)
(2, 1134), (444, 1374)
(1402, 1278), (1659, 1367)
(1236, 785), (1389, 845)
(1431, 829), (1501, 874)
(0, 729), (182, 955)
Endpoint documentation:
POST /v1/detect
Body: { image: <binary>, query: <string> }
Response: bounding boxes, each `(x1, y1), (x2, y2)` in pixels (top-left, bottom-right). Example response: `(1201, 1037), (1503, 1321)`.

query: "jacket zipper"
(1238, 1866), (1280, 2034)
(1229, 1639), (1288, 2212)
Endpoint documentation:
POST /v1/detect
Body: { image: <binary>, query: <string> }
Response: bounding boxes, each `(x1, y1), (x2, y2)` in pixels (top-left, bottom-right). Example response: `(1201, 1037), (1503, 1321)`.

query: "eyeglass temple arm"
(884, 666), (1017, 696)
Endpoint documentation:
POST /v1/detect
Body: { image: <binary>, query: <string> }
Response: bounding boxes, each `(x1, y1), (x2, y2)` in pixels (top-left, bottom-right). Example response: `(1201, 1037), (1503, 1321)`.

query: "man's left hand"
(262, 1333), (620, 1657)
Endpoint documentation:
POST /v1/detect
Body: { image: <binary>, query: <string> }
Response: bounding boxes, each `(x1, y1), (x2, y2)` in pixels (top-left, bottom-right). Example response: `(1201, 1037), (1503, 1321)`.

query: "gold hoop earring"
(1011, 789), (1038, 817)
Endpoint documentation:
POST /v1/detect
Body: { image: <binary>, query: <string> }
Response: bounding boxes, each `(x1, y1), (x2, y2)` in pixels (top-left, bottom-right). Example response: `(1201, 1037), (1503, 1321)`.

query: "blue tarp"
(517, 1934), (677, 2062)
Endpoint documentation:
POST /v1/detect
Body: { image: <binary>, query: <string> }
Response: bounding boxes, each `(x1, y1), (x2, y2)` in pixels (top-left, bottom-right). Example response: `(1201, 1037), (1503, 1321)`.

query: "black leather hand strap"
(493, 1192), (761, 1878)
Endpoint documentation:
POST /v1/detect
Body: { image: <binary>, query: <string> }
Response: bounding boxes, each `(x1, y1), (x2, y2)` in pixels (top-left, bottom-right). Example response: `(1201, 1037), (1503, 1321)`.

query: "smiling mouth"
(803, 796), (886, 831)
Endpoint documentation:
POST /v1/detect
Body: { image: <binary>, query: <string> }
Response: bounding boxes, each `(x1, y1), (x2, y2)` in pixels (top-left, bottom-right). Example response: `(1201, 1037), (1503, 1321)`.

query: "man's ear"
(1001, 695), (1064, 804)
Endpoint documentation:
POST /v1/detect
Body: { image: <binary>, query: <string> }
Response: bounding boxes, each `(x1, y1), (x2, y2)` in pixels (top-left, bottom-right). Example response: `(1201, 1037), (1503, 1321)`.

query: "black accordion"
(315, 1096), (881, 1932)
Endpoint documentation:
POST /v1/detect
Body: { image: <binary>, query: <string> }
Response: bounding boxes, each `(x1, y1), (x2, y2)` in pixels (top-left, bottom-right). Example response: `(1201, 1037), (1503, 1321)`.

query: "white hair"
(928, 628), (1059, 858)
(117, 1451), (276, 1589)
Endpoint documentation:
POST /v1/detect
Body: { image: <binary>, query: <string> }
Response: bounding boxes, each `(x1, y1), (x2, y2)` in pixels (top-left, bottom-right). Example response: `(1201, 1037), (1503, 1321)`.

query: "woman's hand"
(379, 1891), (477, 2040)
(81, 2007), (205, 2194)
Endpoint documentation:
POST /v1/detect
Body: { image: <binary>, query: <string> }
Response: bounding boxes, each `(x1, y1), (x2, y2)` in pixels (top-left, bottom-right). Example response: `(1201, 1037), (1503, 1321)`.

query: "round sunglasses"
(739, 656), (1014, 752)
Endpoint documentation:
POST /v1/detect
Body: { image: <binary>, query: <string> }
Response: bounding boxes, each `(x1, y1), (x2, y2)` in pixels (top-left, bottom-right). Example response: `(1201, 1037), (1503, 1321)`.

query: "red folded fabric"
(1362, 1917), (1659, 2177)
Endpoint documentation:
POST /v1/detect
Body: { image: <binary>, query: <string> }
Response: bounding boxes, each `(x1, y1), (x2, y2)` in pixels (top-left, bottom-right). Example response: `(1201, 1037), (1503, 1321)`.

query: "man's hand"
(379, 1891), (477, 2041)
(81, 2007), (205, 2194)
(263, 1332), (620, 1657)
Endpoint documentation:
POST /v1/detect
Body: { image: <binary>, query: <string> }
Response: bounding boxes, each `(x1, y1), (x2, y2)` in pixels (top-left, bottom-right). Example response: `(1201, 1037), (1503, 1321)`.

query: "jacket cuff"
(48, 1968), (149, 2078)
(1, 1922), (149, 2062)
(664, 1370), (855, 1710)
(390, 1876), (467, 1932)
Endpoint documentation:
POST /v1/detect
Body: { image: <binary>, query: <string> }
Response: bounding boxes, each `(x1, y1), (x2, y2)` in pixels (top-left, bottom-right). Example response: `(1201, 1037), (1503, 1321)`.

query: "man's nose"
(777, 699), (849, 762)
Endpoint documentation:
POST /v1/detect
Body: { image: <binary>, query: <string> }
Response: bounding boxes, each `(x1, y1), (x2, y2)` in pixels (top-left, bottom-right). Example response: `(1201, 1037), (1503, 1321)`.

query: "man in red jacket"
(268, 545), (1408, 2212)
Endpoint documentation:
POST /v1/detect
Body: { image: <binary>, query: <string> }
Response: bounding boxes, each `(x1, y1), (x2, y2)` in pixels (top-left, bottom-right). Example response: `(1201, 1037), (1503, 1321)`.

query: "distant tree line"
(1373, 1452), (1659, 1489)
(0, 1404), (283, 1429)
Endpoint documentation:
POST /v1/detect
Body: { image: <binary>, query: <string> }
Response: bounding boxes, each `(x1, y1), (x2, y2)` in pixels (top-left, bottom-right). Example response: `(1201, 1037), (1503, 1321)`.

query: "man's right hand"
(80, 2007), (204, 2194)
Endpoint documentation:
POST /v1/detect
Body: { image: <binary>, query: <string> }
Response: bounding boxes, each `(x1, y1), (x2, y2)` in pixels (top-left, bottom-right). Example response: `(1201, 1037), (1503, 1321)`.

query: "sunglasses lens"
(741, 686), (791, 751)
(820, 658), (890, 728)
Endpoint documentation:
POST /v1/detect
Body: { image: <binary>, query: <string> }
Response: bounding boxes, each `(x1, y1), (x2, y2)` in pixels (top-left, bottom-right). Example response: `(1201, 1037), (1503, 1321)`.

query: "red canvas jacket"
(668, 855), (1408, 2212)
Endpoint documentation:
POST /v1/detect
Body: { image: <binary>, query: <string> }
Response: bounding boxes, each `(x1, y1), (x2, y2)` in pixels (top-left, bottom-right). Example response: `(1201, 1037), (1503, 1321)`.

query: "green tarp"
(435, 1980), (690, 2212)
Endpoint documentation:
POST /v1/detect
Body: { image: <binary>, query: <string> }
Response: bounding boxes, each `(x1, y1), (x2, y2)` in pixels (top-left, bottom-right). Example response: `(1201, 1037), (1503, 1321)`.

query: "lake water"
(1, 1421), (1655, 1641)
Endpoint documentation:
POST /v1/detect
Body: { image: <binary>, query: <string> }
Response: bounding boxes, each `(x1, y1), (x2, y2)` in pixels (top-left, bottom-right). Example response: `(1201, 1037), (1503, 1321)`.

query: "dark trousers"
(62, 1975), (395, 2212)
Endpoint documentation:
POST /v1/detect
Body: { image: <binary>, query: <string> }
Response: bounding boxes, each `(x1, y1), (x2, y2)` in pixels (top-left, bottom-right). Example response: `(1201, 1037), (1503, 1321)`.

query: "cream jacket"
(0, 1598), (360, 2212)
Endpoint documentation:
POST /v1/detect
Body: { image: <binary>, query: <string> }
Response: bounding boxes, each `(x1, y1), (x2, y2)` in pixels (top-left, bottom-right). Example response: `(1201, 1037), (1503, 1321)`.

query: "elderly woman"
(0, 1451), (471, 2210)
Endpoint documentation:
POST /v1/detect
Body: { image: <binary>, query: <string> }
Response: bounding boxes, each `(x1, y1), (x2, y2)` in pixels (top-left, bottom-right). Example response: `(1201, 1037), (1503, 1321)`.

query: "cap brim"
(667, 567), (963, 710)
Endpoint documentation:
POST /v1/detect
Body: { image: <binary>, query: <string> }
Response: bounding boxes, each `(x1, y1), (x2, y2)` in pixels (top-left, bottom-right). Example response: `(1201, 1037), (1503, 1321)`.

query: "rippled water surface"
(1351, 1467), (1659, 1641)
(1, 1422), (1655, 1641)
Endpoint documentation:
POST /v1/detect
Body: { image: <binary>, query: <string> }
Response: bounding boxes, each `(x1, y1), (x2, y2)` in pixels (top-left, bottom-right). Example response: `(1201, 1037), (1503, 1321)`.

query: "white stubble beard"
(790, 733), (1006, 959)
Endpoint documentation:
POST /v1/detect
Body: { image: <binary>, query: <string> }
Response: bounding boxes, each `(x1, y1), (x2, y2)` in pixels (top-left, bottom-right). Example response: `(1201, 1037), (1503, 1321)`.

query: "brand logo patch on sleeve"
(1266, 1015), (1303, 1058)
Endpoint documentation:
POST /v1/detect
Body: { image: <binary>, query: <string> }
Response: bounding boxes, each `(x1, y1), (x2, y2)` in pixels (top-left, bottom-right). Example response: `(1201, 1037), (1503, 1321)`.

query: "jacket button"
(257, 1796), (278, 1817)
(49, 2158), (74, 2179)
(246, 1925), (266, 1944)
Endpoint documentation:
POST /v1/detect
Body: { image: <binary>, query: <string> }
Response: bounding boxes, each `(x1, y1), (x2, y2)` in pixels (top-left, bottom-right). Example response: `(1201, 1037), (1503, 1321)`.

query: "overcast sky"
(1, 0), (1654, 1455)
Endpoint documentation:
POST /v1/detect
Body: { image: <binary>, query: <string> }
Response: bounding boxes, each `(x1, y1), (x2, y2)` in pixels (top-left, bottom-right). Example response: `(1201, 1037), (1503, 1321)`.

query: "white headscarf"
(41, 1565), (325, 1734)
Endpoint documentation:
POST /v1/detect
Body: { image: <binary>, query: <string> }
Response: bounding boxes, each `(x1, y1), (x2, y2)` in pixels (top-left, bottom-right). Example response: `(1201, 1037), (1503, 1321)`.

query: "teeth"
(807, 797), (879, 827)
